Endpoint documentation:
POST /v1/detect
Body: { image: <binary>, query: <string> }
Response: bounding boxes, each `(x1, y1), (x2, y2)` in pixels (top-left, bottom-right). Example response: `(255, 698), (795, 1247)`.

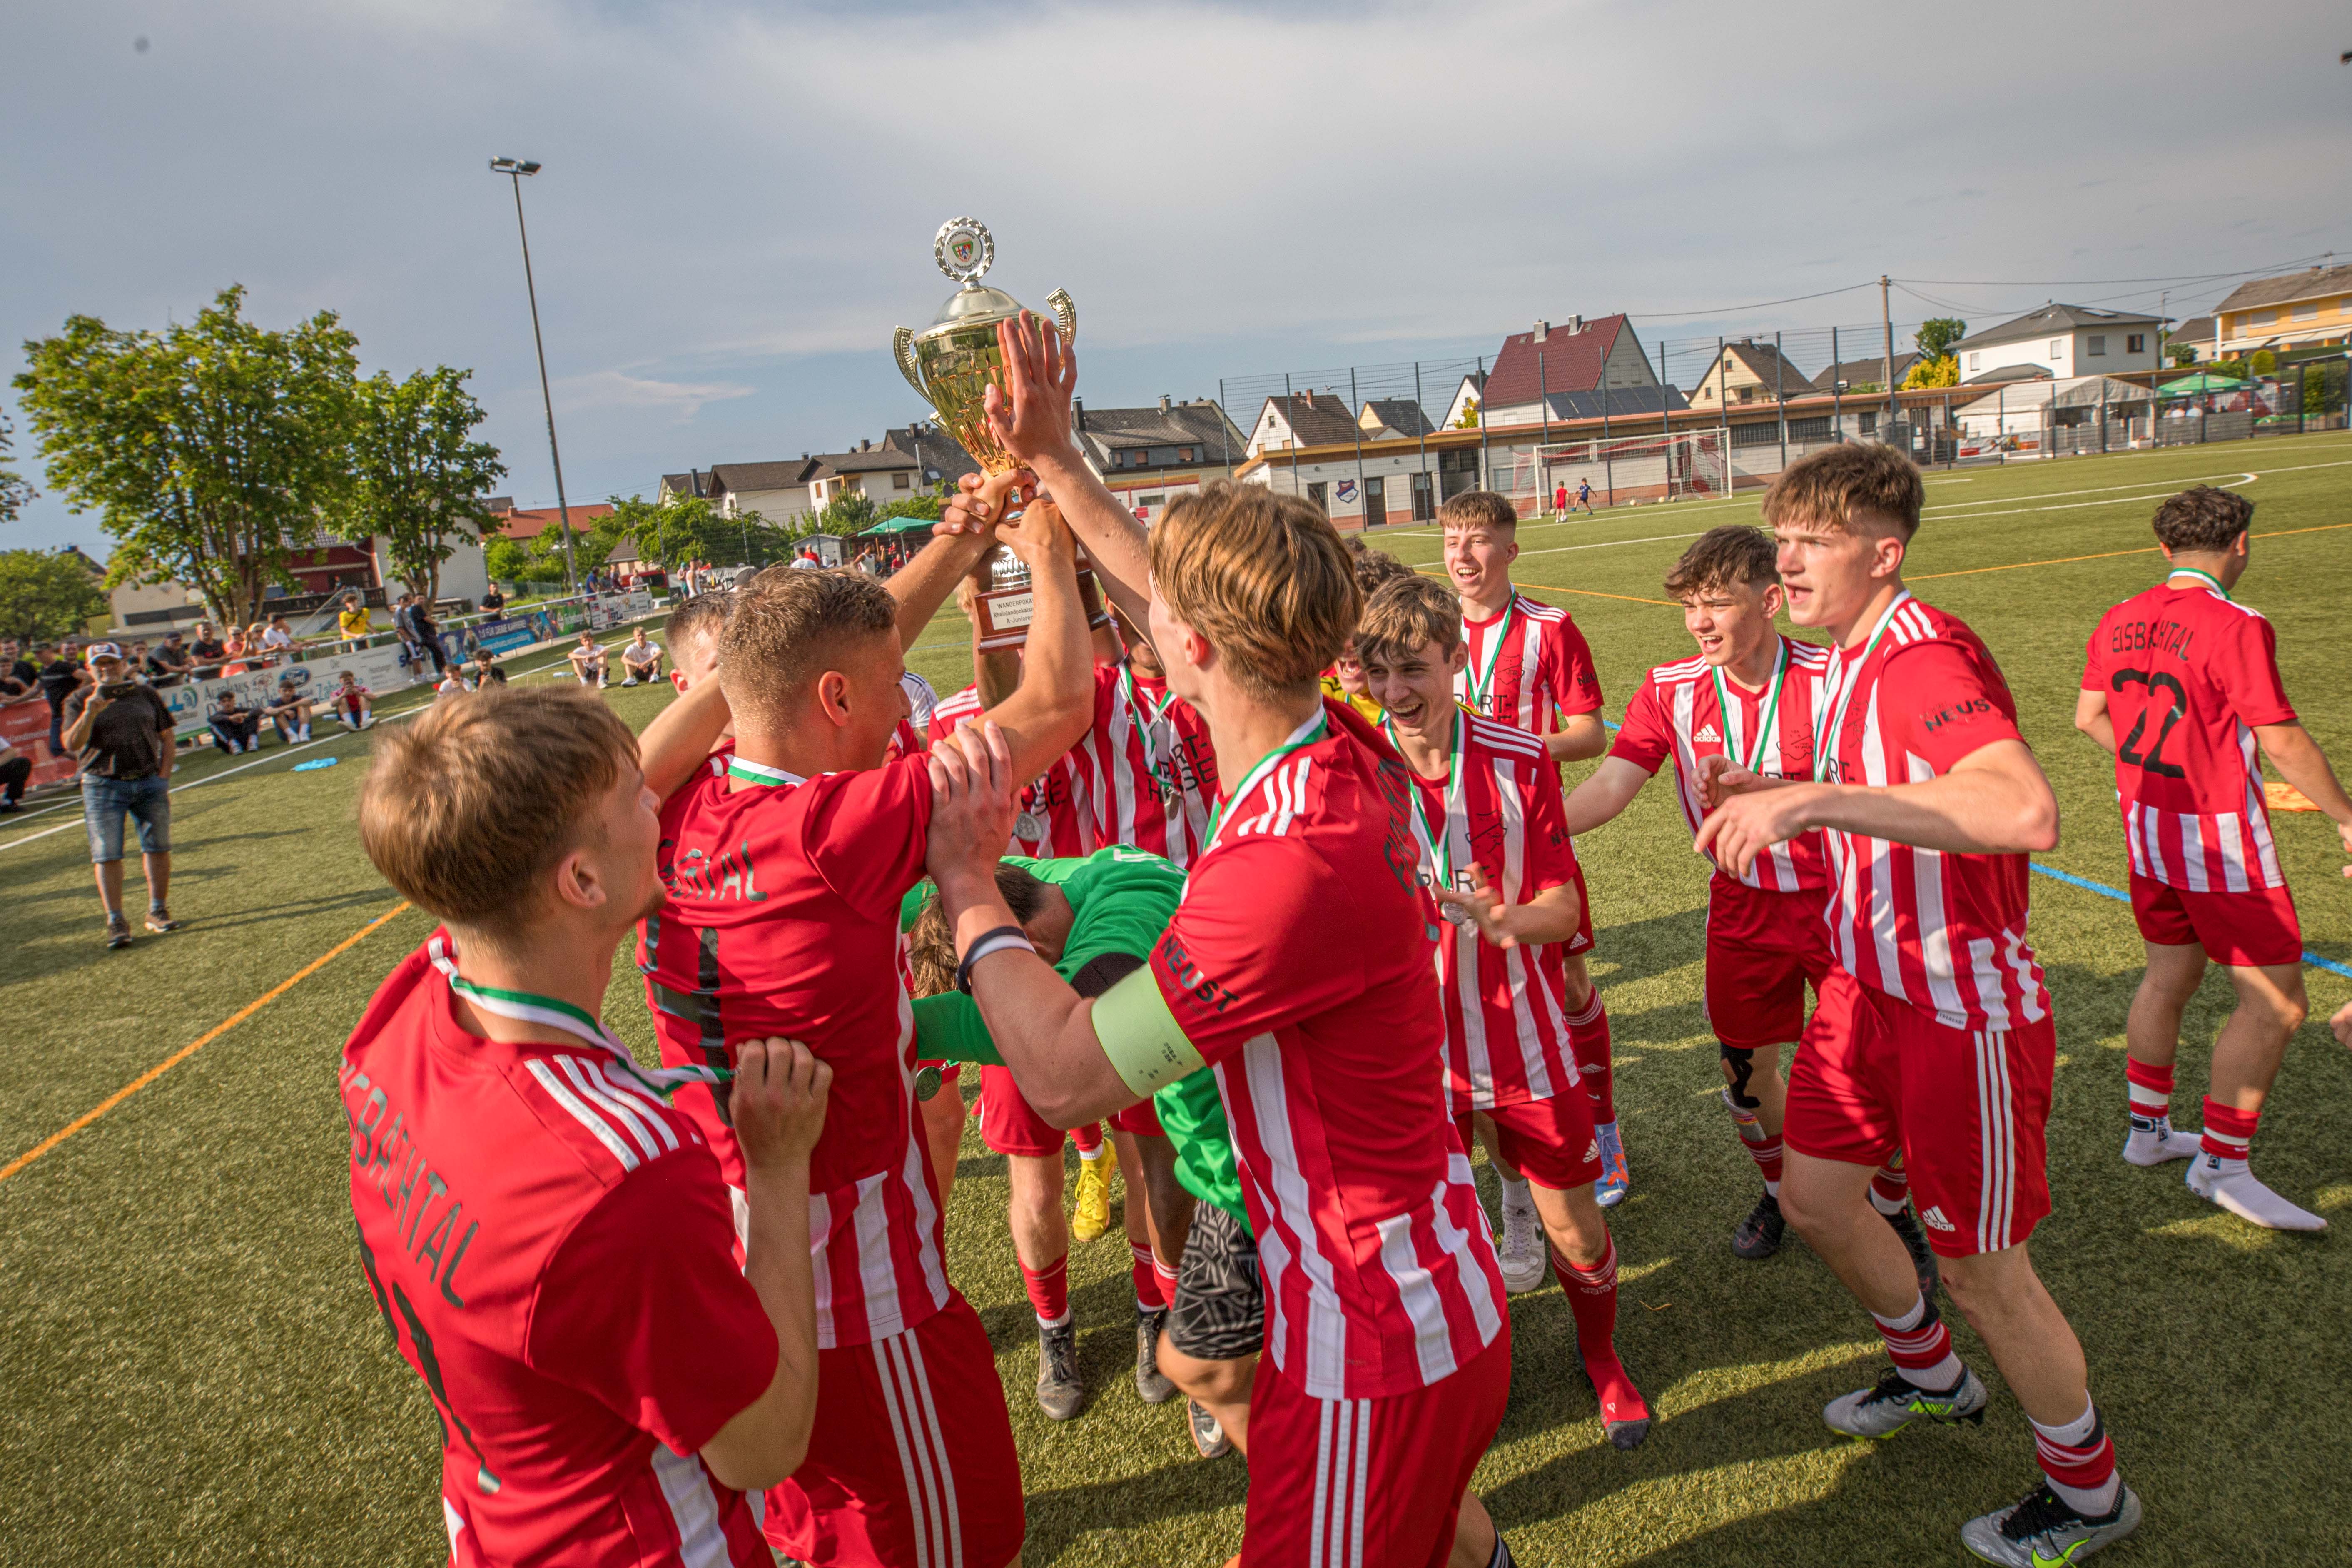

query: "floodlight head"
(489, 156), (542, 175)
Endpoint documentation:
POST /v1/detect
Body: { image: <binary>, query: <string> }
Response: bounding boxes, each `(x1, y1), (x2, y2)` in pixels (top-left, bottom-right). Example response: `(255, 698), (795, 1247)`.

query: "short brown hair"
(905, 864), (1051, 997)
(666, 591), (734, 664)
(1438, 491), (1517, 535)
(1664, 525), (1779, 599)
(1150, 481), (1357, 699)
(1355, 575), (1463, 667)
(2150, 485), (2253, 552)
(1344, 536), (1414, 598)
(720, 568), (897, 726)
(359, 686), (636, 943)
(1762, 444), (1923, 541)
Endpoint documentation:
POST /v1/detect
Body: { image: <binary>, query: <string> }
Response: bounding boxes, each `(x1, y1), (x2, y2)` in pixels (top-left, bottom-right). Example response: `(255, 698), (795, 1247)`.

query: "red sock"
(1869, 1157), (1909, 1216)
(1020, 1255), (1070, 1326)
(2032, 1399), (2121, 1517)
(1871, 1293), (1963, 1390)
(1556, 1238), (1647, 1424)
(1745, 1134), (1784, 1191)
(1071, 1123), (1104, 1157)
(2200, 1097), (2257, 1163)
(1131, 1241), (1169, 1311)
(2125, 1058), (2173, 1121)
(1565, 991), (1615, 1125)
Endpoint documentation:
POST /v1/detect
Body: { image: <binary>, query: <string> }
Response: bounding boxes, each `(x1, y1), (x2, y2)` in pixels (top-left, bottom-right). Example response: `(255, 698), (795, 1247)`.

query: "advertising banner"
(0, 697), (75, 790)
(158, 643), (415, 738)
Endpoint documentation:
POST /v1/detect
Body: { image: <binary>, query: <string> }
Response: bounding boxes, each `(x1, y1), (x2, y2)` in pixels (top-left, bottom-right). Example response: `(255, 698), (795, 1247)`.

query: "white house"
(1951, 375), (2155, 441)
(695, 462), (817, 528)
(1953, 304), (2163, 384)
(1246, 389), (1369, 459)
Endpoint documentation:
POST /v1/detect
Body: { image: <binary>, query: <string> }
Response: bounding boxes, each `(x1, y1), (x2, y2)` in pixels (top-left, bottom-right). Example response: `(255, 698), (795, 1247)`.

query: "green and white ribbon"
(726, 756), (804, 788)
(1385, 707), (1464, 898)
(1200, 709), (1330, 860)
(2166, 566), (2230, 601)
(1814, 591), (1910, 784)
(429, 935), (727, 1099)
(1458, 593), (1520, 714)
(1710, 639), (1788, 775)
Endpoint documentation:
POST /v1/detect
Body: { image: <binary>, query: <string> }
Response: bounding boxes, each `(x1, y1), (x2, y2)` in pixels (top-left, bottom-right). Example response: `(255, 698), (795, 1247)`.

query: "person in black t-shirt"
(37, 642), (87, 752)
(477, 586), (506, 616)
(60, 643), (182, 948)
(187, 622), (228, 680)
(1, 640), (37, 697)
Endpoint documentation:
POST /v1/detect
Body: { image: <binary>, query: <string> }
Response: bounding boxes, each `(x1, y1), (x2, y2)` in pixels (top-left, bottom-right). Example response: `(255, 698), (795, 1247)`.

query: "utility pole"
(1349, 369), (1366, 527)
(1880, 274), (1897, 446)
(490, 157), (578, 593)
(1476, 355), (1491, 491)
(1413, 361), (1428, 520)
(1285, 373), (1300, 496)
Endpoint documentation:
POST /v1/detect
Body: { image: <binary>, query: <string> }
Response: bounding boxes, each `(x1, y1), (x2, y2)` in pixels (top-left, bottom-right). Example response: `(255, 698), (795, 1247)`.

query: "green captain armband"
(1091, 965), (1206, 1098)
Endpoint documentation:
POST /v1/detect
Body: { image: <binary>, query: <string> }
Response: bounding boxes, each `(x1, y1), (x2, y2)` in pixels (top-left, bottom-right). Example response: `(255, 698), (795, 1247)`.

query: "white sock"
(1500, 1174), (1536, 1220)
(2031, 1399), (2121, 1517)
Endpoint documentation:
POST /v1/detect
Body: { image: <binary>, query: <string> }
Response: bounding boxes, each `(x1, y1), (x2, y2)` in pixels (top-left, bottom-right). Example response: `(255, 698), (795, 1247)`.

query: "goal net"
(1501, 429), (1731, 507)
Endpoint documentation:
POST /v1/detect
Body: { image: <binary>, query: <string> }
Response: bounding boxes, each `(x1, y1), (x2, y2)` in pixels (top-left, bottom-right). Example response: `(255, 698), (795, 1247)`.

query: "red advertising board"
(0, 696), (75, 790)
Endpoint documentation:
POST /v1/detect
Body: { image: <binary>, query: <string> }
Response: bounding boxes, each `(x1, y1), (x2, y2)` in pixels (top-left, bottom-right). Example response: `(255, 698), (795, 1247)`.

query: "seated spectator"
(618, 628), (664, 686)
(567, 631), (609, 688)
(330, 669), (374, 730)
(260, 616), (295, 658)
(337, 593), (372, 650)
(208, 691), (264, 754)
(435, 668), (470, 698)
(147, 631), (194, 687)
(468, 649), (507, 687)
(0, 726), (30, 812)
(189, 623), (229, 679)
(262, 681), (313, 744)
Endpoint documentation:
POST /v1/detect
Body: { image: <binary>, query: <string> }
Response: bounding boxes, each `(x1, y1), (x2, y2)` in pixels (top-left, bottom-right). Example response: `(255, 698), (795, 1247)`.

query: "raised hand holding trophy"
(895, 218), (1106, 651)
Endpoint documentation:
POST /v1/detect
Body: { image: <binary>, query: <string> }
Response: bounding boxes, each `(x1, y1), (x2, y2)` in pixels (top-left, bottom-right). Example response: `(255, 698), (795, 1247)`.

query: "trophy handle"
(892, 326), (931, 405)
(1045, 289), (1076, 344)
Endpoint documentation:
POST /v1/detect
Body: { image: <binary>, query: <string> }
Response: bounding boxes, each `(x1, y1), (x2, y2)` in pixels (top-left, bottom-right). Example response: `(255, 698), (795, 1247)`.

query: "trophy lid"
(926, 281), (1027, 334)
(919, 217), (1028, 338)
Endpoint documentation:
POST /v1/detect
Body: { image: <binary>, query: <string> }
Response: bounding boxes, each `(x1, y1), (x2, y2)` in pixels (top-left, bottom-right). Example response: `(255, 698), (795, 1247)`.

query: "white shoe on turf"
(2185, 1152), (2327, 1231)
(1495, 1195), (1547, 1294)
(1961, 1483), (2141, 1566)
(2122, 1114), (2201, 1166)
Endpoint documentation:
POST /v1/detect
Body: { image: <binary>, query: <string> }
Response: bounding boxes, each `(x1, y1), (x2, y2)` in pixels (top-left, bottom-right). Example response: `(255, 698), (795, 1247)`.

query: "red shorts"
(979, 1064), (1067, 1159)
(1108, 1097), (1165, 1137)
(2130, 871), (2302, 969)
(1704, 876), (1834, 1049)
(763, 1293), (1024, 1568)
(1560, 863), (1596, 956)
(1784, 967), (2053, 1259)
(1241, 1334), (1510, 1567)
(1455, 1091), (1599, 1192)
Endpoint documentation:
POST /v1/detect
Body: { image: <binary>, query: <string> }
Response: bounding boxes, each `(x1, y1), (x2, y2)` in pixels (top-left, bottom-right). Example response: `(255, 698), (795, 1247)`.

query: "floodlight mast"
(489, 155), (576, 591)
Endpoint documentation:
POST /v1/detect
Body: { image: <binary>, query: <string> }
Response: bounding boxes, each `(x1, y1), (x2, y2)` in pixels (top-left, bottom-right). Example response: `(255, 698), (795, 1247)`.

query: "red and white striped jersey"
(882, 670), (937, 764)
(1145, 699), (1506, 1401)
(1412, 712), (1586, 1113)
(2081, 576), (2296, 892)
(1817, 592), (2048, 1033)
(638, 754), (953, 1349)
(1456, 591), (1603, 736)
(1069, 662), (1220, 867)
(929, 683), (1095, 858)
(343, 937), (779, 1568)
(1610, 635), (1833, 891)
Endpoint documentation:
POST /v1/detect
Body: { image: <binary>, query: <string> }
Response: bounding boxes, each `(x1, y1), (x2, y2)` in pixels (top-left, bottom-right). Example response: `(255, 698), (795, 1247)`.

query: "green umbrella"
(857, 515), (938, 536)
(2157, 372), (2249, 395)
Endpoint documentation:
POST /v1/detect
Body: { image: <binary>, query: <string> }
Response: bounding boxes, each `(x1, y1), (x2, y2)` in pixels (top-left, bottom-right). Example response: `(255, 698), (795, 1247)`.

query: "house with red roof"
(1447, 315), (1663, 429)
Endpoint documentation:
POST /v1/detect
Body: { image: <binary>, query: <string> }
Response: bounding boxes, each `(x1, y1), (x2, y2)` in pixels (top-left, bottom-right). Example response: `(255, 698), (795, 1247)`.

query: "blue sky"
(6, 0), (2349, 553)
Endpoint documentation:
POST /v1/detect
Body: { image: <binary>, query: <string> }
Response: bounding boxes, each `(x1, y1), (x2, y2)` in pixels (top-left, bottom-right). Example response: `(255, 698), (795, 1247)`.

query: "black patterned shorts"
(1167, 1201), (1265, 1363)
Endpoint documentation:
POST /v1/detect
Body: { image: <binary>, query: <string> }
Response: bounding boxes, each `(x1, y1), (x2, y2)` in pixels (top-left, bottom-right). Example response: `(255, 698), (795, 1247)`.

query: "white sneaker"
(1496, 1189), (1547, 1294)
(2185, 1153), (2327, 1231)
(2122, 1114), (2201, 1166)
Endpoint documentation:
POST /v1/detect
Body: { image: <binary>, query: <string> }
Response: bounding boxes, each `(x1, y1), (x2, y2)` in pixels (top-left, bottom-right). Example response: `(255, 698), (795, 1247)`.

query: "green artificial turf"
(1, 436), (2347, 1566)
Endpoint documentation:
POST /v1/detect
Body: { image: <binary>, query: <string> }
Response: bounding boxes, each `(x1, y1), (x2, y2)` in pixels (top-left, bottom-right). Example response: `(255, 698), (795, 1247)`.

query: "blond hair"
(1149, 481), (1357, 699)
(358, 686), (636, 943)
(720, 568), (897, 728)
(1761, 444), (1923, 541)
(1438, 490), (1517, 535)
(1355, 575), (1463, 667)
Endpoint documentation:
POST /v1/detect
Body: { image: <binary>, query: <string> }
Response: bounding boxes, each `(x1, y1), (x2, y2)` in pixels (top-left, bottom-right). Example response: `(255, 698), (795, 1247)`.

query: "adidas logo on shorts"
(1918, 1205), (1956, 1232)
(1694, 723), (1723, 743)
(1583, 1139), (1600, 1162)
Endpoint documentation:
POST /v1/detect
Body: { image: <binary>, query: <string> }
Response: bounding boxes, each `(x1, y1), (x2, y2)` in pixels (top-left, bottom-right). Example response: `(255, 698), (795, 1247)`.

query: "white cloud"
(553, 369), (757, 420)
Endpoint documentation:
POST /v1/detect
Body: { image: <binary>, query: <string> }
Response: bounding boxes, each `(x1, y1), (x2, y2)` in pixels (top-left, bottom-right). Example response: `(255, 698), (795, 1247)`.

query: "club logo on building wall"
(1336, 479), (1358, 504)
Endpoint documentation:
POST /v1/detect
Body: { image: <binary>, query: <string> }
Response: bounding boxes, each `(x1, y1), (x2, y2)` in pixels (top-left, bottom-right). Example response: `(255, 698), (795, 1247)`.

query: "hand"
(730, 1037), (831, 1171)
(982, 312), (1078, 473)
(1695, 753), (1768, 810)
(2333, 998), (2352, 1050)
(1000, 497), (1074, 570)
(1431, 863), (1518, 948)
(927, 718), (1017, 891)
(1693, 783), (1822, 878)
(940, 469), (1036, 539)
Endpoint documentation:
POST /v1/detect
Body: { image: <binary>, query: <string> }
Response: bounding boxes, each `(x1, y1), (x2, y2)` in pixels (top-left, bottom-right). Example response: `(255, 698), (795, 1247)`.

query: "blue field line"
(2026, 861), (2350, 980)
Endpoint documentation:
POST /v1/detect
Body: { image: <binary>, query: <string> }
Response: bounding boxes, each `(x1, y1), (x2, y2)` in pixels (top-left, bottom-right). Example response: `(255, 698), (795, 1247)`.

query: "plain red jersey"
(1147, 700), (1506, 1401)
(1069, 662), (1220, 867)
(638, 754), (952, 1349)
(928, 684), (1094, 858)
(1410, 712), (1586, 1113)
(1456, 591), (1602, 736)
(1817, 592), (2049, 1033)
(2081, 575), (2295, 892)
(343, 935), (777, 1568)
(1610, 635), (1833, 891)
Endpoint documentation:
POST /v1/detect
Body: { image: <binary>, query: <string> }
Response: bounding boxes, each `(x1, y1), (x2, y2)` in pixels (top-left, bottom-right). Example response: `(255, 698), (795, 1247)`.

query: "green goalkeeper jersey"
(902, 848), (1248, 1228)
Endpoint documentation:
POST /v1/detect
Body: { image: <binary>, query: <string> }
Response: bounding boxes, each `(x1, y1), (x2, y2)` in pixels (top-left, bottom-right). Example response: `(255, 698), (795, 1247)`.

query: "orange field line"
(1911, 521), (2352, 581)
(0, 900), (412, 1187)
(1413, 565), (1675, 608)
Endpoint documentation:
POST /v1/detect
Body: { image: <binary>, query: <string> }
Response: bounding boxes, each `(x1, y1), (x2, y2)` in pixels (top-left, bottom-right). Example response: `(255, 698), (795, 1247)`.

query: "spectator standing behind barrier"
(618, 628), (663, 686)
(37, 641), (86, 751)
(0, 726), (30, 812)
(477, 584), (505, 616)
(148, 631), (193, 688)
(260, 616), (294, 658)
(60, 642), (180, 950)
(1, 640), (35, 696)
(408, 593), (447, 677)
(208, 689), (264, 753)
(187, 622), (227, 680)
(338, 593), (372, 651)
(263, 680), (313, 744)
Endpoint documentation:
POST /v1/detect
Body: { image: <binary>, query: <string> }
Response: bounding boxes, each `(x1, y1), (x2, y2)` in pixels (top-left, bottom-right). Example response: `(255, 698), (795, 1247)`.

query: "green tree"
(2167, 342), (2200, 367)
(1453, 397), (1481, 430)
(809, 491), (877, 536)
(0, 410), (33, 524)
(14, 285), (359, 627)
(482, 535), (533, 585)
(0, 548), (109, 642)
(2250, 349), (2277, 376)
(1902, 355), (1958, 390)
(876, 494), (944, 523)
(348, 366), (506, 603)
(1915, 318), (1967, 360)
(603, 493), (763, 570)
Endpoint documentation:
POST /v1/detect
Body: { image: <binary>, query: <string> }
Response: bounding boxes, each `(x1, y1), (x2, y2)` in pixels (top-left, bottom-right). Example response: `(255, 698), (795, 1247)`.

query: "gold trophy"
(895, 217), (1105, 652)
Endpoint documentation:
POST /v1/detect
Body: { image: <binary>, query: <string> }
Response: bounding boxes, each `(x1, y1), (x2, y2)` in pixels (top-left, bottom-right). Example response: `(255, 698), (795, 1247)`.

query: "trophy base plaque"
(974, 566), (1111, 653)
